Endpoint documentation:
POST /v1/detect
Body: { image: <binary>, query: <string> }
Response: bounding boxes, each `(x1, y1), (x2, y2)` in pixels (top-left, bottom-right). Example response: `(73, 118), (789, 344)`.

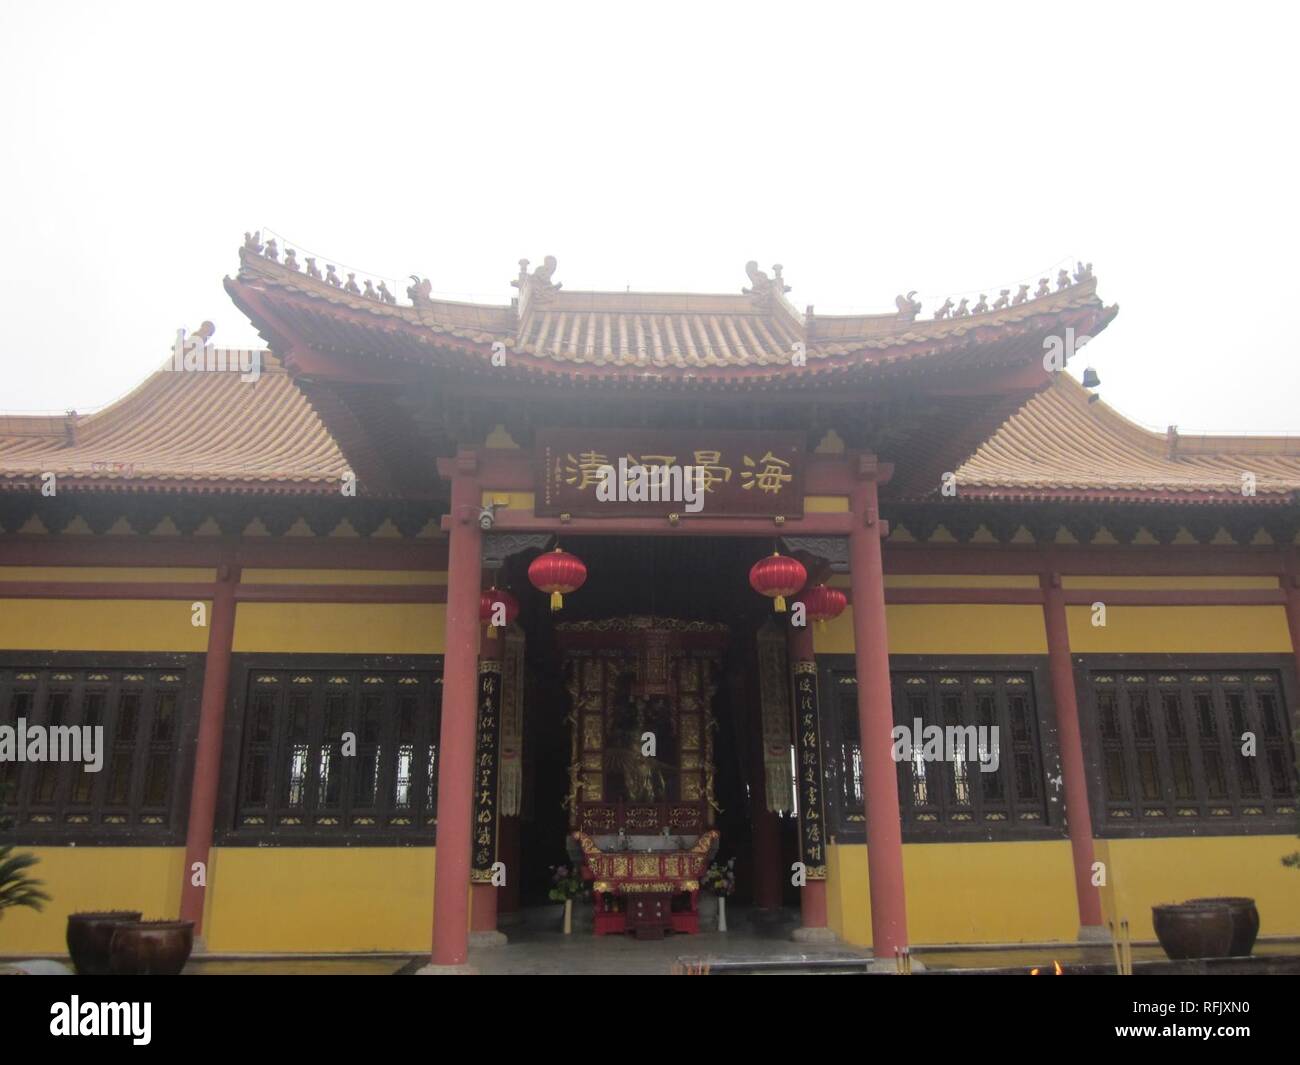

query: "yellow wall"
(1067, 605), (1292, 653)
(0, 848), (183, 954)
(1097, 836), (1300, 940)
(204, 848), (436, 953)
(827, 841), (1077, 947)
(232, 603), (445, 654)
(0, 847), (438, 956)
(826, 835), (1300, 947)
(815, 603), (1047, 655)
(0, 600), (211, 652)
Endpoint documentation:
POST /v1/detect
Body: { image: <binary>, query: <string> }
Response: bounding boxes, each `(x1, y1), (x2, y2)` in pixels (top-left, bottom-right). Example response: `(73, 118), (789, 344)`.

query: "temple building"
(2, 239), (1298, 966)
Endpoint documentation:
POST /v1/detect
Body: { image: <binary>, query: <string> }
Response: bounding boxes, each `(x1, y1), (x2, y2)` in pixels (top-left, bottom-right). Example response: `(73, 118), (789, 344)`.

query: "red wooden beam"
(462, 509), (854, 538)
(0, 581), (216, 600)
(1060, 588), (1286, 607)
(0, 581), (446, 604)
(0, 537), (447, 570)
(233, 583), (446, 604)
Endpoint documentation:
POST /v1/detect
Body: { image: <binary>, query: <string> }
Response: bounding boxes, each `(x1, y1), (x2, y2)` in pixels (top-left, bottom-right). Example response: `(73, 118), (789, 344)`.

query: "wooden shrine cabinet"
(558, 617), (727, 936)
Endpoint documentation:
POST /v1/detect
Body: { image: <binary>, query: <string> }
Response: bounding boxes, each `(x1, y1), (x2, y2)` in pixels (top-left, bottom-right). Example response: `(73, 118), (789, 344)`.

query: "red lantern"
(796, 583), (847, 625)
(748, 551), (807, 613)
(528, 547), (588, 611)
(479, 587), (520, 638)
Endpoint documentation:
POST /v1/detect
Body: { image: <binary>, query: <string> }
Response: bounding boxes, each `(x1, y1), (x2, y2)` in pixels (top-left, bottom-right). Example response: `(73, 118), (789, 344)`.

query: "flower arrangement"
(703, 857), (736, 898)
(547, 863), (587, 903)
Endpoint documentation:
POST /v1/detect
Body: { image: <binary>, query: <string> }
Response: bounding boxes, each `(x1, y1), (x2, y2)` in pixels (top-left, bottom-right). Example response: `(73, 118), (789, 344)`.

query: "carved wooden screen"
(559, 618), (724, 835)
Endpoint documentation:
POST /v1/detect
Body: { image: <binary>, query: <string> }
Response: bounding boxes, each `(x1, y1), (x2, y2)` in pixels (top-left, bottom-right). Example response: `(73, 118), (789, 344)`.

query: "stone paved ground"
(15, 907), (1295, 974)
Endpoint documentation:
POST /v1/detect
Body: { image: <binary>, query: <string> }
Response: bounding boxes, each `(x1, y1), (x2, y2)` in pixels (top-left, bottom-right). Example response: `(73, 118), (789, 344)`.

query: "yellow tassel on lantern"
(550, 590), (563, 611)
(486, 624), (498, 639)
(774, 595), (787, 612)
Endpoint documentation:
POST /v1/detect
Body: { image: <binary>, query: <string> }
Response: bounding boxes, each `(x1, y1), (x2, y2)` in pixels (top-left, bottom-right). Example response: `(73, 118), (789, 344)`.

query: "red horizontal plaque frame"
(535, 429), (805, 518)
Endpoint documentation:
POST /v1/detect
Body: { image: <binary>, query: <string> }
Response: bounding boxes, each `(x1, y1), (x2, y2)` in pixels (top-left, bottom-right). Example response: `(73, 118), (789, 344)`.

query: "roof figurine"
(408, 275), (433, 306)
(895, 291), (922, 321)
(284, 248), (299, 271)
(305, 257), (322, 280)
(742, 261), (791, 310)
(511, 256), (562, 318)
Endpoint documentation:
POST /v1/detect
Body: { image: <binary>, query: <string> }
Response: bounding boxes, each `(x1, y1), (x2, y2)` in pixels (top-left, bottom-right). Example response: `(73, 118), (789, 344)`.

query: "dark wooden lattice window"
(232, 669), (442, 838)
(1090, 670), (1297, 825)
(834, 678), (864, 826)
(834, 669), (1048, 833)
(0, 666), (191, 839)
(890, 672), (1047, 828)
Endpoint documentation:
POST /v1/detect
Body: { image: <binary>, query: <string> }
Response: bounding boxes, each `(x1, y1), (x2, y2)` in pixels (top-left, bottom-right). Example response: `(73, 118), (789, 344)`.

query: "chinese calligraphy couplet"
(792, 662), (827, 879)
(470, 661), (503, 883)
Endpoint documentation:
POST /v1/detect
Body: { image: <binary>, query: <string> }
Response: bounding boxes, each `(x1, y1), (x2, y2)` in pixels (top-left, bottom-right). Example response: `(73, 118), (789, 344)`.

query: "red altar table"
(576, 829), (719, 936)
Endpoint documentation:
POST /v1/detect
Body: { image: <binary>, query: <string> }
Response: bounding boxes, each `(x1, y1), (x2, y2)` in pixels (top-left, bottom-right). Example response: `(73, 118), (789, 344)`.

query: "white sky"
(1, 1), (1296, 435)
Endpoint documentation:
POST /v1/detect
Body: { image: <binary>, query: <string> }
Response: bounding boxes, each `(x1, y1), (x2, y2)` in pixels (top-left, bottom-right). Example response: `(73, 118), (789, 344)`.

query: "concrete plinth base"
(867, 955), (927, 973)
(791, 926), (838, 944)
(189, 935), (209, 955)
(413, 962), (479, 975)
(469, 930), (509, 948)
(1078, 924), (1112, 943)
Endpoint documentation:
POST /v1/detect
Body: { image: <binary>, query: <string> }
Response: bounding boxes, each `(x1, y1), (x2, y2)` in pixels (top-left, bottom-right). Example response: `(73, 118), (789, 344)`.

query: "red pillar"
(788, 621), (831, 939)
(1040, 572), (1104, 933)
(1283, 556), (1300, 685)
(179, 562), (239, 933)
(497, 816), (522, 917)
(429, 453), (483, 967)
(469, 882), (499, 933)
(848, 457), (908, 957)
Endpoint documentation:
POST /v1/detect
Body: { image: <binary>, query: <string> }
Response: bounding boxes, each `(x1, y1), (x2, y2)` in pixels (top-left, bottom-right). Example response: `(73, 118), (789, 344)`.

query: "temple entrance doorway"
(505, 535), (801, 934)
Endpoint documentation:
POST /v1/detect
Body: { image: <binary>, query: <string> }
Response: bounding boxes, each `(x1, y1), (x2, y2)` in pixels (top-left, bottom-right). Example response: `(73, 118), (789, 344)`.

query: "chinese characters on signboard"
(793, 662), (827, 879)
(535, 429), (804, 517)
(470, 660), (502, 882)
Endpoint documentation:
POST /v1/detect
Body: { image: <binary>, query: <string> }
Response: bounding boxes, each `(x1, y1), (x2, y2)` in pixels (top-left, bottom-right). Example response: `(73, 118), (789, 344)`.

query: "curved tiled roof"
(229, 243), (1116, 375)
(954, 375), (1300, 501)
(0, 352), (347, 493)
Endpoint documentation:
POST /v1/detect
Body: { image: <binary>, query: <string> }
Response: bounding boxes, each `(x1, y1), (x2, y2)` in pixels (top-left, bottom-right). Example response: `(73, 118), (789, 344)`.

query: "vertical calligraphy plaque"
(792, 661), (827, 879)
(470, 660), (503, 883)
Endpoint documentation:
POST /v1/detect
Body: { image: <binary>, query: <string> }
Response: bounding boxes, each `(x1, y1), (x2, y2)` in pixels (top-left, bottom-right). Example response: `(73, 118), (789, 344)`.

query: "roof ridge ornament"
(894, 291), (922, 321)
(930, 263), (1099, 319)
(742, 261), (790, 309)
(512, 256), (561, 318)
(407, 276), (433, 306)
